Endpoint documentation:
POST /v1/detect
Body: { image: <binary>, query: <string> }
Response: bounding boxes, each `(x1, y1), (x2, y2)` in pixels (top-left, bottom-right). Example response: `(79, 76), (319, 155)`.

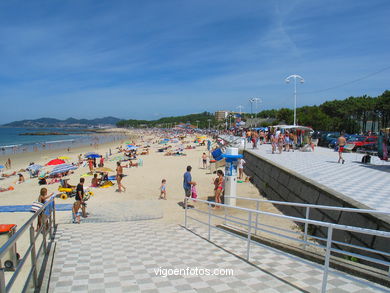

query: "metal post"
(321, 226), (333, 293)
(208, 204), (211, 241)
(52, 199), (56, 229)
(303, 207), (310, 249)
(184, 198), (188, 229)
(0, 267), (6, 293)
(247, 212), (252, 260)
(29, 224), (38, 289)
(254, 201), (259, 236)
(224, 206), (227, 225)
(294, 77), (297, 126)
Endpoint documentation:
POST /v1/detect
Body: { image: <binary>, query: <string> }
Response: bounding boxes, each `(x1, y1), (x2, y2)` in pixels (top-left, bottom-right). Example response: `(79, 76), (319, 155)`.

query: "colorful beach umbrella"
(126, 145), (138, 150)
(86, 154), (100, 158)
(58, 156), (70, 160)
(47, 159), (66, 166)
(49, 163), (77, 176)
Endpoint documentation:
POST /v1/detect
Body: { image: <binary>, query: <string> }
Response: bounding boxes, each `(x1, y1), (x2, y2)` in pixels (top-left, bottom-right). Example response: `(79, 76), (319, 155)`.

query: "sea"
(0, 127), (127, 156)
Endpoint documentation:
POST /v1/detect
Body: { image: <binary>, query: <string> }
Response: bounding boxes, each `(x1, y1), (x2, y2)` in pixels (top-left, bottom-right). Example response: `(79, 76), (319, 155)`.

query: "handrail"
(223, 196), (390, 216)
(0, 195), (58, 293)
(0, 198), (53, 259)
(184, 198), (390, 293)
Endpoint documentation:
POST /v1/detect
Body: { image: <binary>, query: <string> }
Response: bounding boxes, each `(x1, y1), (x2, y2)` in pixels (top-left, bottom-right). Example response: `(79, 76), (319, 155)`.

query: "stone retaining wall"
(243, 150), (390, 268)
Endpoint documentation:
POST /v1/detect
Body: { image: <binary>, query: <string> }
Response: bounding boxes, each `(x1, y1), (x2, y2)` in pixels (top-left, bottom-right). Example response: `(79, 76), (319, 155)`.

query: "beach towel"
(0, 204), (73, 213)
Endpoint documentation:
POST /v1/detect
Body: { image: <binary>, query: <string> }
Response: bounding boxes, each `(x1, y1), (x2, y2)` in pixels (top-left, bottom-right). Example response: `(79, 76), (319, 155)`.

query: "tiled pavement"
(218, 134), (390, 212)
(48, 220), (388, 292)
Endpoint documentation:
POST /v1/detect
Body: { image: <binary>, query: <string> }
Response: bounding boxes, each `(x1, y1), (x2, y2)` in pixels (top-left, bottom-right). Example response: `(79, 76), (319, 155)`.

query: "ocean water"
(0, 128), (126, 156)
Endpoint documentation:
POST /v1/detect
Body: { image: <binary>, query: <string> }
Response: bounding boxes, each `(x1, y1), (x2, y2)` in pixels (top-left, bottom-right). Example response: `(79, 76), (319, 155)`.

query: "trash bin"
(0, 224), (18, 270)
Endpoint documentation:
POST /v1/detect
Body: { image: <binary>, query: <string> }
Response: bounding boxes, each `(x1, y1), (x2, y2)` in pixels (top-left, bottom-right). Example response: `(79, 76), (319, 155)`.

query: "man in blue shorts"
(183, 166), (196, 208)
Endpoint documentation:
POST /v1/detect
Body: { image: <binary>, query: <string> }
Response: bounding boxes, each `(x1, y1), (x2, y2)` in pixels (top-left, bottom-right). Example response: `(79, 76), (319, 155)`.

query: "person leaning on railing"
(36, 188), (54, 232)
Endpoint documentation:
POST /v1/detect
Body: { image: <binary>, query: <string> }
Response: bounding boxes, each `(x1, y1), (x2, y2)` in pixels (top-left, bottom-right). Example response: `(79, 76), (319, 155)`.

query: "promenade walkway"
(47, 219), (387, 292)
(243, 144), (390, 212)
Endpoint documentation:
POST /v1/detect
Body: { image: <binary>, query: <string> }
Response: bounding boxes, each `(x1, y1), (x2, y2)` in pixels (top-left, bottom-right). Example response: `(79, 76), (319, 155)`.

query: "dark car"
(318, 132), (339, 147)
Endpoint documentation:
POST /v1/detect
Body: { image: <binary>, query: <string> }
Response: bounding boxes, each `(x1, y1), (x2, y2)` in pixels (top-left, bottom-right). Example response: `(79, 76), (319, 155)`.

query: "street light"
(249, 98), (261, 127)
(236, 105), (244, 115)
(285, 74), (304, 126)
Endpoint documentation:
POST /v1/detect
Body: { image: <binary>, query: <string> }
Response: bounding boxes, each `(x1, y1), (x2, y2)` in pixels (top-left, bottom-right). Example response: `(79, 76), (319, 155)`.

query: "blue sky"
(0, 0), (389, 123)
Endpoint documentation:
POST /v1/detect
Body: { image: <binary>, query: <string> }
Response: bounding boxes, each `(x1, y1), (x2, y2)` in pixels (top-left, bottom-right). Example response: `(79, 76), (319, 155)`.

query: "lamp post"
(285, 74), (304, 126)
(236, 105), (244, 115)
(249, 98), (260, 127)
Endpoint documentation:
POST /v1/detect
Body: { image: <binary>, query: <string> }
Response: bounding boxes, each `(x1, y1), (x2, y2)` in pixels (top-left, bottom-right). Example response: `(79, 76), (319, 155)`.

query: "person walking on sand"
(202, 153), (207, 169)
(159, 179), (167, 200)
(237, 157), (246, 179)
(183, 166), (196, 208)
(337, 133), (346, 164)
(214, 170), (224, 208)
(116, 162), (126, 192)
(88, 158), (93, 174)
(73, 178), (87, 224)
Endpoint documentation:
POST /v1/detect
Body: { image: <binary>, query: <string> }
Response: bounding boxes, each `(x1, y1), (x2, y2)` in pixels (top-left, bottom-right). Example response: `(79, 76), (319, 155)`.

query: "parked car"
(318, 132), (339, 147)
(347, 136), (378, 150)
(327, 134), (353, 149)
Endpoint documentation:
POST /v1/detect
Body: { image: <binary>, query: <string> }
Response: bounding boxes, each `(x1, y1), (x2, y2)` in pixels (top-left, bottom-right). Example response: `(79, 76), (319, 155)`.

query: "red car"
(347, 136), (377, 148)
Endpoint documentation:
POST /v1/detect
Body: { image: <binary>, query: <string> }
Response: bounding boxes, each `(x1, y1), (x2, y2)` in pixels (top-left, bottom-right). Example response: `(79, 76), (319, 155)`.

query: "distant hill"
(2, 117), (122, 128)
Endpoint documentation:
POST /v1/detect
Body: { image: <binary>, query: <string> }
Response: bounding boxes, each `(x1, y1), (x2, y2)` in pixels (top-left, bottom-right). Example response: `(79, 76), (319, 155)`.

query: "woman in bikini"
(214, 170), (224, 208)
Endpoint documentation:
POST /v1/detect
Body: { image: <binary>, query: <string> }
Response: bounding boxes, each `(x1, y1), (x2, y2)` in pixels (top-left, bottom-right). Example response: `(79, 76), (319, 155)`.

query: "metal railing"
(184, 198), (390, 293)
(224, 195), (390, 251)
(0, 197), (57, 293)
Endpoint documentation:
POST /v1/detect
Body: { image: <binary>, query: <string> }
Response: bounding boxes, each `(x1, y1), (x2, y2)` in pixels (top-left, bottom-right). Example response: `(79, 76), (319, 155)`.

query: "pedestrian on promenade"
(278, 134), (284, 154)
(202, 153), (208, 169)
(183, 166), (196, 208)
(159, 179), (167, 200)
(337, 133), (346, 164)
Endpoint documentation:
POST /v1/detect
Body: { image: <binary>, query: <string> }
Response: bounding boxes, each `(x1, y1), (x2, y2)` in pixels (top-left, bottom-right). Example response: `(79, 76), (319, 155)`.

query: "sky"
(0, 0), (389, 123)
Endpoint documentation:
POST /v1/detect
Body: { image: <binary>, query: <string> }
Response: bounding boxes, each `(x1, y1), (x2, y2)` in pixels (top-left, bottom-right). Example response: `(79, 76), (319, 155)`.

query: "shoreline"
(0, 128), (131, 158)
(0, 129), (136, 171)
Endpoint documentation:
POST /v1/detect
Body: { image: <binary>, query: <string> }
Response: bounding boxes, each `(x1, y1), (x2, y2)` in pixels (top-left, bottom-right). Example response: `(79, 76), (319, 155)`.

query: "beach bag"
(30, 202), (43, 213)
(191, 185), (198, 199)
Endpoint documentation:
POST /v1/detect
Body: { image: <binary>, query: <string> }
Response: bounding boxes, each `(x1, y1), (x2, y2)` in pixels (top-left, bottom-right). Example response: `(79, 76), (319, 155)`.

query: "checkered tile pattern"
(48, 220), (387, 292)
(222, 136), (390, 212)
(187, 223), (388, 293)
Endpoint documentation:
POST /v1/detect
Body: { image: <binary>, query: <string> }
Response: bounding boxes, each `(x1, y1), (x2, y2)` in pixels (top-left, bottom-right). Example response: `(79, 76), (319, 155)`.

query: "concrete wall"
(243, 150), (390, 268)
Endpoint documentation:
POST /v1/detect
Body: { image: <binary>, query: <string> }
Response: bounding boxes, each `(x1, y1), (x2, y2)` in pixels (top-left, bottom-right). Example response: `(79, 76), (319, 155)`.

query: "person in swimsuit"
(214, 170), (224, 208)
(36, 187), (54, 231)
(337, 134), (346, 164)
(202, 153), (207, 169)
(116, 162), (126, 192)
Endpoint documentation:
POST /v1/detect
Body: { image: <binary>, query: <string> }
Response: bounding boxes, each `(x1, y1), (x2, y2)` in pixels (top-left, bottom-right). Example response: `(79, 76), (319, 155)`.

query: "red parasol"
(46, 159), (66, 166)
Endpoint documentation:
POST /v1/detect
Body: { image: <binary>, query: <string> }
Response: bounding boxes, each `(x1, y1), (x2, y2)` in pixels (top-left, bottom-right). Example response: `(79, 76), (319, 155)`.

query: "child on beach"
(159, 179), (167, 200)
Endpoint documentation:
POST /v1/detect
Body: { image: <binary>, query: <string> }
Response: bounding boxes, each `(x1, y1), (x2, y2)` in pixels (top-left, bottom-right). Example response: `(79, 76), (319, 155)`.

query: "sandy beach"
(0, 129), (302, 290)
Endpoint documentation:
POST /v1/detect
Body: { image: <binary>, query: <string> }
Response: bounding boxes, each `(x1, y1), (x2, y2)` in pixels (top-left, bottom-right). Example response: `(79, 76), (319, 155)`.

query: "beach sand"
(0, 129), (299, 290)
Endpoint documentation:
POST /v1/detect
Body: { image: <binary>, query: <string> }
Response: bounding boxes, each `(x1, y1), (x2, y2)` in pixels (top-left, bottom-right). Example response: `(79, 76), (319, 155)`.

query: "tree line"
(253, 90), (390, 133)
(117, 90), (389, 133)
(116, 112), (215, 129)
